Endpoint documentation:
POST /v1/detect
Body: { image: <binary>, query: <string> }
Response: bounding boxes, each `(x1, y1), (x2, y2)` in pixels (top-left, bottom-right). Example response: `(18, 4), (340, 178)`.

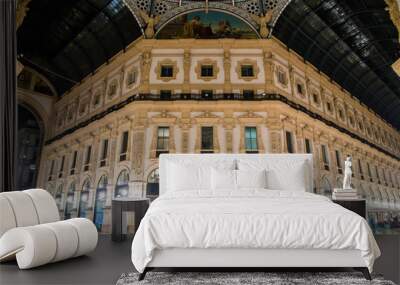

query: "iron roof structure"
(17, 0), (400, 129)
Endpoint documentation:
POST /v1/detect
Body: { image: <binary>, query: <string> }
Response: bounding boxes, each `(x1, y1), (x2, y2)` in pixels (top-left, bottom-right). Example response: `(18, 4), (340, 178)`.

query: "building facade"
(35, 38), (400, 234)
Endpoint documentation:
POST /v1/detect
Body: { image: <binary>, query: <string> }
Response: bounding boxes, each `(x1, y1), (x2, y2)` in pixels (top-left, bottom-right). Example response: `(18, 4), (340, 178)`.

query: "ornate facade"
(36, 38), (400, 234)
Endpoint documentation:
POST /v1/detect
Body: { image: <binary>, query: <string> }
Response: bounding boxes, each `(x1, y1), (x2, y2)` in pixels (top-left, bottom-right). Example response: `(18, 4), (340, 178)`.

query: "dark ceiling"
(273, 0), (400, 130)
(17, 0), (400, 129)
(17, 0), (141, 95)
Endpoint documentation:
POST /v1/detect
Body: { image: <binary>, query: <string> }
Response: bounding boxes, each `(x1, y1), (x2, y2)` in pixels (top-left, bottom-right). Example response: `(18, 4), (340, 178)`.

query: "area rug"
(116, 271), (396, 285)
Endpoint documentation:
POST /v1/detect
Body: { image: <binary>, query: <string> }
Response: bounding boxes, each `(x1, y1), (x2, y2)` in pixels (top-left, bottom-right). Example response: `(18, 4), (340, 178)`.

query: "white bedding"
(131, 190), (380, 273)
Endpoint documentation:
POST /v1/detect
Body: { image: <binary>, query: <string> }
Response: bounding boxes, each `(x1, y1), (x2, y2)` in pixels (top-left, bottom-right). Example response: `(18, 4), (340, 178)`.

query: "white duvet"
(131, 190), (380, 273)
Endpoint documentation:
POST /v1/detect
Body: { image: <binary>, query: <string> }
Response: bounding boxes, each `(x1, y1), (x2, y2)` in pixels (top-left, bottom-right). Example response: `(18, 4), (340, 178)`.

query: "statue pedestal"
(332, 188), (359, 200)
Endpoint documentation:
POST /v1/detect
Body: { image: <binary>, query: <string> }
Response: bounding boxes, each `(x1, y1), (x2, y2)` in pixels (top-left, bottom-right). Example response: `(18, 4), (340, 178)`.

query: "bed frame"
(138, 154), (372, 281)
(139, 248), (371, 280)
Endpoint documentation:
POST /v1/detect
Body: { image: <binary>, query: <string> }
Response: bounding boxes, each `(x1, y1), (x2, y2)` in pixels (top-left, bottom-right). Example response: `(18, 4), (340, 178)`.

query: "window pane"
(101, 139), (108, 160)
(305, 139), (312, 154)
(120, 131), (129, 154)
(245, 127), (257, 151)
(241, 65), (254, 77)
(161, 66), (173, 77)
(285, 131), (294, 153)
(157, 127), (169, 150)
(201, 65), (213, 77)
(201, 127), (213, 151)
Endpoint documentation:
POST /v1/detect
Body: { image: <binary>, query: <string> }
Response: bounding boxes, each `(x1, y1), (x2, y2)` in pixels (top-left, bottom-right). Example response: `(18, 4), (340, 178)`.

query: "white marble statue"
(343, 156), (352, 190)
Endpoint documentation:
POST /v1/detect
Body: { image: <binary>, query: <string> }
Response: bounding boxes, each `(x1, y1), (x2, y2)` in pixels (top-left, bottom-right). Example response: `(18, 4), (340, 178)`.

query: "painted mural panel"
(156, 11), (258, 39)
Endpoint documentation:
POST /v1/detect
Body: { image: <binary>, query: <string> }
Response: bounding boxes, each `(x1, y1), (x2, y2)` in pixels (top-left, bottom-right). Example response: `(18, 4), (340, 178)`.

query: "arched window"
(17, 105), (43, 190)
(79, 179), (91, 218)
(94, 175), (107, 231)
(146, 168), (159, 200)
(55, 184), (64, 210)
(115, 170), (129, 198)
(64, 182), (76, 219)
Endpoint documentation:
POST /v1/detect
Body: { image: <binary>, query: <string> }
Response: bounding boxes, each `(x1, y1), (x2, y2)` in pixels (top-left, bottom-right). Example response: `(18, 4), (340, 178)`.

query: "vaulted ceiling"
(17, 0), (400, 129)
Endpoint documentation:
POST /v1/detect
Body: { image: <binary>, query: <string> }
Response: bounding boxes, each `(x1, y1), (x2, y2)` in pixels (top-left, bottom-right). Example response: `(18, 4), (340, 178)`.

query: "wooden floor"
(0, 235), (398, 285)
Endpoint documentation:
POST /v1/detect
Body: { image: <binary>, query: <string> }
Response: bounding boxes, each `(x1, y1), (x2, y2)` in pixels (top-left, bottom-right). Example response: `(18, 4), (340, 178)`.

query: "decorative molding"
(194, 58), (220, 82)
(236, 59), (260, 81)
(44, 93), (400, 161)
(155, 59), (179, 82)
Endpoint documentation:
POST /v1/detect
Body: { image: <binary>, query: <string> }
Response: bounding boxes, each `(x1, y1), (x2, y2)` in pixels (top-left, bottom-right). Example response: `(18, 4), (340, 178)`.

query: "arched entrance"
(79, 179), (90, 218)
(94, 175), (108, 231)
(146, 168), (159, 200)
(16, 104), (43, 190)
(115, 170), (129, 198)
(64, 181), (76, 219)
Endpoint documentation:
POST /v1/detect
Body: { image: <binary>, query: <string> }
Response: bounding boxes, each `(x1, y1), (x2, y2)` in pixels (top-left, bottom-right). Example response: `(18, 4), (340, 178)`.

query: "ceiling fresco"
(156, 11), (258, 39)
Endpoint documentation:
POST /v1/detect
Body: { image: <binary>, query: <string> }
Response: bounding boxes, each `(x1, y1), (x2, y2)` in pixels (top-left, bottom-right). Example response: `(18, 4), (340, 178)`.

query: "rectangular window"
(312, 93), (319, 104)
(100, 139), (108, 167)
(285, 131), (294, 153)
(156, 127), (169, 157)
(321, 145), (330, 171)
(160, 65), (173, 77)
(70, 151), (78, 175)
(201, 90), (213, 99)
(296, 83), (303, 95)
(245, 127), (258, 153)
(358, 159), (364, 180)
(84, 146), (91, 171)
(201, 65), (213, 77)
(243, 90), (254, 99)
(326, 102), (332, 112)
(277, 70), (286, 85)
(201, 127), (214, 153)
(304, 138), (312, 154)
(335, 150), (342, 174)
(58, 156), (65, 178)
(375, 165), (380, 184)
(48, 160), (55, 181)
(241, 65), (254, 77)
(382, 169), (387, 186)
(160, 90), (171, 100)
(120, 131), (129, 161)
(367, 163), (373, 182)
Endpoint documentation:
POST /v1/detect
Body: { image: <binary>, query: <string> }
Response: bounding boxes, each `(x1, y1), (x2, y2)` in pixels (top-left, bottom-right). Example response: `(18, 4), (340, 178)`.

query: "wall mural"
(156, 11), (258, 39)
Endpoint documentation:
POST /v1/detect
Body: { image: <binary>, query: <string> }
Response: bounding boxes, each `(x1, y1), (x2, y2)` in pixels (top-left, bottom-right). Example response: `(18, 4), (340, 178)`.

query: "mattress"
(131, 190), (380, 273)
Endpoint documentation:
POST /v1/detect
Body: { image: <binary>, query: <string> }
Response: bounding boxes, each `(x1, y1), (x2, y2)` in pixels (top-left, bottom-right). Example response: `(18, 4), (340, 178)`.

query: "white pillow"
(238, 159), (308, 191)
(212, 168), (236, 190)
(167, 163), (211, 192)
(266, 162), (307, 191)
(236, 169), (267, 189)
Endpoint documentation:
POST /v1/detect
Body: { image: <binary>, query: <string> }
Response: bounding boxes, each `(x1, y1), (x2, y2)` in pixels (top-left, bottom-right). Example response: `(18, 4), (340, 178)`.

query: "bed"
(131, 154), (380, 280)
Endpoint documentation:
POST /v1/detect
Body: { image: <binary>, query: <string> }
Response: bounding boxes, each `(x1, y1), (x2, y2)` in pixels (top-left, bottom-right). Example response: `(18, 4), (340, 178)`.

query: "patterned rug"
(116, 271), (396, 285)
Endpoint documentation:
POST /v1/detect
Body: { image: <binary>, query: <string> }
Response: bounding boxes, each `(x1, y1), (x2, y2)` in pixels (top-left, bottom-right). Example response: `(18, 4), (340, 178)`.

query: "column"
(266, 113), (283, 153)
(183, 49), (191, 93)
(223, 50), (231, 93)
(180, 112), (192, 153)
(263, 50), (276, 94)
(131, 121), (146, 197)
(139, 50), (151, 94)
(223, 115), (234, 153)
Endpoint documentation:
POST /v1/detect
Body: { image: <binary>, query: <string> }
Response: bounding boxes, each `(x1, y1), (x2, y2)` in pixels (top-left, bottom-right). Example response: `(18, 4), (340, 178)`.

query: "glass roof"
(17, 0), (141, 94)
(273, 0), (400, 130)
